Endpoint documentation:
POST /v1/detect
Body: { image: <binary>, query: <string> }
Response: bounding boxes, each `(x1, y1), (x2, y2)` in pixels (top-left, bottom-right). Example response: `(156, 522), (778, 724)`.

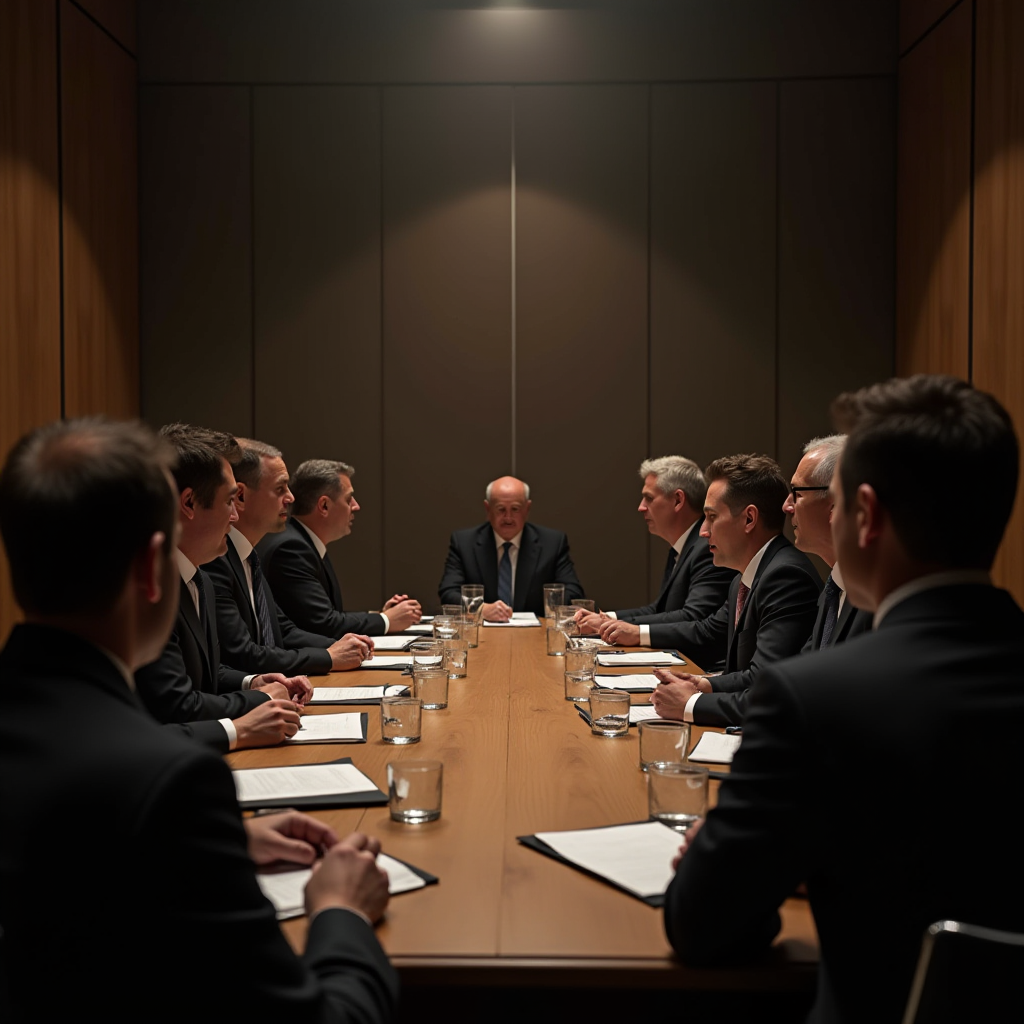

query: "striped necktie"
(497, 541), (513, 605)
(734, 582), (751, 627)
(819, 574), (842, 648)
(247, 548), (277, 646)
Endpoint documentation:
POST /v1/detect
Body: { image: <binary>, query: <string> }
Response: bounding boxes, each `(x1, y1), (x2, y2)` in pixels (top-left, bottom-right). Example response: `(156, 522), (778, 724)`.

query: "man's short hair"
(0, 419), (177, 616)
(832, 374), (1018, 569)
(158, 423), (238, 507)
(291, 459), (354, 516)
(704, 454), (789, 532)
(231, 438), (283, 489)
(485, 479), (531, 502)
(639, 456), (707, 510)
(802, 435), (846, 488)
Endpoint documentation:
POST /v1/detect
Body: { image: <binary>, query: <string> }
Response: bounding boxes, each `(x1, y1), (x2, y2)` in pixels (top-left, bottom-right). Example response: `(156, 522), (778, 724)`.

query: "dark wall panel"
(253, 86), (383, 611)
(515, 85), (649, 610)
(382, 87), (512, 609)
(140, 86), (253, 434)
(777, 78), (896, 473)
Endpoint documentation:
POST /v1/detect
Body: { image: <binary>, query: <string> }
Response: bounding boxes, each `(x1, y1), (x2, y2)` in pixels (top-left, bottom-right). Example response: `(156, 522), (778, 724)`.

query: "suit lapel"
(178, 578), (214, 683)
(834, 599), (857, 644)
(292, 520), (341, 610)
(728, 535), (786, 666)
(475, 526), (499, 603)
(225, 543), (258, 636)
(657, 527), (699, 608)
(513, 526), (540, 613)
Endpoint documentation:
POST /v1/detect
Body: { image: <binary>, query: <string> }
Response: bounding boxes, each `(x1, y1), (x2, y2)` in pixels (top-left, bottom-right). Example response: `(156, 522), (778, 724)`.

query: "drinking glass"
(443, 639), (469, 679)
(588, 688), (630, 737)
(432, 616), (460, 642)
(457, 616), (479, 648)
(380, 695), (422, 744)
(546, 627), (567, 657)
(387, 760), (443, 823)
(647, 762), (708, 831)
(409, 640), (445, 672)
(440, 604), (462, 618)
(460, 584), (485, 623)
(412, 667), (449, 710)
(638, 720), (690, 772)
(571, 598), (596, 612)
(564, 669), (595, 703)
(543, 584), (565, 621)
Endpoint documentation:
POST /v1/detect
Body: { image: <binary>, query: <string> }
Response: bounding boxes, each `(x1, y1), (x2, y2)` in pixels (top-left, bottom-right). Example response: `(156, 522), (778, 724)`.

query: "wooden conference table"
(227, 624), (818, 1019)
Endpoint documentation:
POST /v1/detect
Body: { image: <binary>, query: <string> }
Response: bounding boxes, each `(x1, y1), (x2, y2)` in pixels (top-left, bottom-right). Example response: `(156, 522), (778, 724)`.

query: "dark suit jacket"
(0, 623), (398, 1024)
(614, 527), (736, 625)
(650, 535), (822, 726)
(205, 539), (336, 676)
(664, 584), (1024, 1024)
(438, 522), (584, 614)
(801, 580), (872, 653)
(258, 518), (385, 637)
(135, 573), (269, 723)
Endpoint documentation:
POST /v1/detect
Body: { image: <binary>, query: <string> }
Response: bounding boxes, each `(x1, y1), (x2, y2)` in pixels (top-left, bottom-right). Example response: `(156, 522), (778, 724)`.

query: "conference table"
(227, 623), (819, 1021)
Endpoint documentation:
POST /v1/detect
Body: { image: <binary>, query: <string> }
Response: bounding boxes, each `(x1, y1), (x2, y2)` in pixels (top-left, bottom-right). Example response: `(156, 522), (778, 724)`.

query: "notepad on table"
(283, 712), (367, 744)
(309, 685), (409, 705)
(596, 651), (685, 667)
(232, 758), (386, 810)
(403, 623), (435, 634)
(593, 673), (659, 692)
(369, 636), (413, 651)
(484, 612), (541, 627)
(688, 731), (742, 764)
(358, 654), (414, 670)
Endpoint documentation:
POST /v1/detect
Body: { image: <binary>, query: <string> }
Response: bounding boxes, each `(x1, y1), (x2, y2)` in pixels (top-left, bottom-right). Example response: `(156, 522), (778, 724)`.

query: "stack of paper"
(596, 651), (685, 667)
(358, 654), (414, 670)
(309, 685), (408, 705)
(593, 673), (659, 692)
(232, 759), (386, 810)
(484, 612), (541, 627)
(369, 636), (413, 651)
(688, 731), (742, 764)
(284, 713), (366, 744)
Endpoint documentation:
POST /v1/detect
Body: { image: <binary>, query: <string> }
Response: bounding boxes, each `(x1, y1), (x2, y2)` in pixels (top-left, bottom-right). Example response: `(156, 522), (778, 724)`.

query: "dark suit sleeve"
(163, 719), (231, 754)
(143, 750), (399, 1022)
(135, 628), (270, 724)
(665, 664), (806, 965)
(649, 598), (731, 672)
(438, 533), (471, 606)
(620, 557), (736, 625)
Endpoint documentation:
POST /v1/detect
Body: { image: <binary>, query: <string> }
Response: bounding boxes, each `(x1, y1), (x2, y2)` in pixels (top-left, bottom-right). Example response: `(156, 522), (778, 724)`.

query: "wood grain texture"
(900, 0), (962, 55)
(514, 85), (649, 612)
(252, 86), (384, 611)
(75, 0), (136, 54)
(972, 0), (1024, 605)
(61, 0), (139, 420)
(0, 0), (62, 640)
(896, 0), (972, 379)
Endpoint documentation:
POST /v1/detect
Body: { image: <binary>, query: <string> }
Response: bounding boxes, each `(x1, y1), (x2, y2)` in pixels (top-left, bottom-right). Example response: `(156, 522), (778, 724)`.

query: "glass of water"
(460, 584), (484, 623)
(646, 762), (708, 831)
(387, 760), (443, 823)
(588, 688), (630, 737)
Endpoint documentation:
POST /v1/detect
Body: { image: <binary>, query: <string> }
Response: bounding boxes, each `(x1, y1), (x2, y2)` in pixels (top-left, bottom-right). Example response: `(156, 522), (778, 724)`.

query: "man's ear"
(855, 484), (885, 550)
(137, 532), (166, 604)
(673, 489), (686, 512)
(234, 482), (247, 511)
(742, 504), (759, 533)
(179, 488), (196, 521)
(523, 499), (532, 517)
(318, 494), (331, 517)
(484, 500), (492, 517)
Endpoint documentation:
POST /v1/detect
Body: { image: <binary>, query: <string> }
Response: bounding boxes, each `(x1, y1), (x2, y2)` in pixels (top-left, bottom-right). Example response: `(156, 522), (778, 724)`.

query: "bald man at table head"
(438, 475), (584, 621)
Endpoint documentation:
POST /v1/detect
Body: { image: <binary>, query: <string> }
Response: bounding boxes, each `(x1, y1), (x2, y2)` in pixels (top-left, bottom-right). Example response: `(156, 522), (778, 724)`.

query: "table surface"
(227, 625), (818, 989)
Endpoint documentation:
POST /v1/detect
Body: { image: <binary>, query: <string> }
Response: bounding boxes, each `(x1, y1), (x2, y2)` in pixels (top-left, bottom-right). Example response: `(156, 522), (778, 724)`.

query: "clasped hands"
(650, 668), (713, 720)
(573, 610), (643, 646)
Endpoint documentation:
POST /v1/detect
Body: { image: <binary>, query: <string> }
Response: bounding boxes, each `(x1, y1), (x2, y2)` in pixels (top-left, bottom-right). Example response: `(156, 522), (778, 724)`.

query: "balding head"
(484, 476), (532, 541)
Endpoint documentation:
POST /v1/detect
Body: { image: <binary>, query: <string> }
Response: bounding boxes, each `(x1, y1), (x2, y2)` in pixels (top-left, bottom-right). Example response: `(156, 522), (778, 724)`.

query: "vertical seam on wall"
(510, 88), (517, 476)
(56, 0), (66, 419)
(249, 86), (256, 436)
(379, 88), (386, 599)
(646, 83), (653, 587)
(773, 81), (781, 460)
(967, 0), (977, 383)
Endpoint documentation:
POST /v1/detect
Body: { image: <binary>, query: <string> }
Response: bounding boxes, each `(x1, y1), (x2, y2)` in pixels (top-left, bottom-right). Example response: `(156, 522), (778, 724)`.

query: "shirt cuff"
(242, 674), (256, 690)
(683, 692), (701, 724)
(219, 718), (238, 750)
(309, 905), (374, 930)
(606, 611), (618, 620)
(639, 624), (652, 647)
(379, 612), (391, 634)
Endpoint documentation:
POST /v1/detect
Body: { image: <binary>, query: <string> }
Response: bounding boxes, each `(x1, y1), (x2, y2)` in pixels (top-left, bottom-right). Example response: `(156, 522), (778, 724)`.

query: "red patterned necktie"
(734, 582), (751, 627)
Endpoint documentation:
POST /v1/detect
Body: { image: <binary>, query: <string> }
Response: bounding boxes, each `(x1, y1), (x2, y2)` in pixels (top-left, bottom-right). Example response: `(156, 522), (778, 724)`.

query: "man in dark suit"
(782, 434), (871, 651)
(650, 454), (821, 727)
(664, 375), (1024, 1024)
(136, 425), (309, 752)
(438, 475), (584, 620)
(206, 440), (375, 676)
(259, 458), (422, 638)
(0, 418), (398, 1023)
(575, 456), (735, 645)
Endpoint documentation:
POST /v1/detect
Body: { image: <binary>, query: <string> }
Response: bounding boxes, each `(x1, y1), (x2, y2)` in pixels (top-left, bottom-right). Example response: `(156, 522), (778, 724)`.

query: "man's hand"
(651, 670), (711, 719)
(599, 619), (642, 646)
(384, 598), (421, 632)
(305, 832), (391, 923)
(671, 818), (705, 870)
(328, 633), (374, 671)
(252, 672), (313, 704)
(251, 678), (289, 701)
(245, 810), (339, 866)
(482, 601), (512, 622)
(233, 699), (303, 749)
(575, 610), (610, 635)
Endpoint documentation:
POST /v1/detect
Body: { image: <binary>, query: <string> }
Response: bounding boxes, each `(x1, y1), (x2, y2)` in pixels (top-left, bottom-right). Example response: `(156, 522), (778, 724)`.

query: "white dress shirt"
(494, 529), (523, 603)
(635, 521), (698, 644)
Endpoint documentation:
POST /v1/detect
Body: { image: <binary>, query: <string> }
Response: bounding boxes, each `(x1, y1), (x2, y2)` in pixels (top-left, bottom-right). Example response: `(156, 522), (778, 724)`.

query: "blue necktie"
(247, 549), (277, 646)
(819, 574), (842, 648)
(497, 541), (513, 605)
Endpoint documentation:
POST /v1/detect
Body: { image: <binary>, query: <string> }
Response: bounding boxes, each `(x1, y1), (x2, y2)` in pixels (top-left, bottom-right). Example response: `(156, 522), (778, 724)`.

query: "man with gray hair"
(577, 457), (735, 646)
(782, 435), (871, 650)
(259, 458), (422, 638)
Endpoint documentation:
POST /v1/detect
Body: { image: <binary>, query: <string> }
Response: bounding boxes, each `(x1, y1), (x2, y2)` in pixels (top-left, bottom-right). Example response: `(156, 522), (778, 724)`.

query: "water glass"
(458, 616), (479, 648)
(564, 638), (599, 677)
(571, 598), (596, 612)
(588, 688), (630, 737)
(546, 626), (567, 657)
(387, 760), (443, 824)
(555, 605), (581, 638)
(460, 584), (485, 623)
(647, 762), (708, 831)
(638, 720), (690, 771)
(443, 639), (469, 679)
(433, 616), (460, 641)
(409, 640), (445, 672)
(413, 667), (449, 709)
(543, 584), (565, 621)
(564, 669), (595, 703)
(380, 695), (422, 744)
(440, 604), (462, 618)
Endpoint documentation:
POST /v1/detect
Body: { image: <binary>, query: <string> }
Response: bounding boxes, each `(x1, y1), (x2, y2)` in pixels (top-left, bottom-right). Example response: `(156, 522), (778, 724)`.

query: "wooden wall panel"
(515, 85), (648, 610)
(139, 86), (253, 435)
(778, 78), (896, 471)
(0, 0), (62, 639)
(972, 0), (1024, 605)
(895, 0), (972, 379)
(382, 88), (512, 609)
(899, 0), (962, 54)
(77, 0), (137, 54)
(61, 0), (138, 420)
(253, 87), (384, 611)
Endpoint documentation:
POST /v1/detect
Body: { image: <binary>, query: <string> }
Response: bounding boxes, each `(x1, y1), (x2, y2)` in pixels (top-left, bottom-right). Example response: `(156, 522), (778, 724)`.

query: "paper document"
(484, 612), (540, 627)
(628, 706), (661, 724)
(533, 822), (681, 899)
(404, 624), (435, 634)
(597, 652), (685, 667)
(359, 655), (413, 668)
(284, 713), (365, 744)
(233, 762), (378, 805)
(258, 854), (428, 920)
(369, 636), (412, 651)
(594, 673), (659, 691)
(688, 731), (742, 764)
(309, 685), (408, 704)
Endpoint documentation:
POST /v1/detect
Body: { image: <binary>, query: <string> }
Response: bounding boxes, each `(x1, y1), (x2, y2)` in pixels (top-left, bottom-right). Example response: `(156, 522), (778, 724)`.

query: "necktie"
(247, 549), (277, 646)
(194, 569), (209, 632)
(734, 582), (751, 627)
(660, 546), (678, 592)
(819, 574), (842, 648)
(497, 541), (513, 605)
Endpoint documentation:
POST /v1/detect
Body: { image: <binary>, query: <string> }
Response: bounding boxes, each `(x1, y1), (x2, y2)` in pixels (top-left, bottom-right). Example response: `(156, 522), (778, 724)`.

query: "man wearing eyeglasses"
(782, 435), (871, 651)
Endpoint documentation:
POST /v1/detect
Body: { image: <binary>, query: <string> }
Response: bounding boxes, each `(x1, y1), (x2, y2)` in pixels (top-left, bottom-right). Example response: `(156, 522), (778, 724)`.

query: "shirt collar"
(228, 525), (253, 560)
(831, 562), (845, 593)
(494, 529), (523, 551)
(740, 536), (775, 589)
(174, 547), (198, 586)
(672, 520), (698, 556)
(92, 642), (136, 692)
(873, 570), (992, 628)
(296, 518), (328, 559)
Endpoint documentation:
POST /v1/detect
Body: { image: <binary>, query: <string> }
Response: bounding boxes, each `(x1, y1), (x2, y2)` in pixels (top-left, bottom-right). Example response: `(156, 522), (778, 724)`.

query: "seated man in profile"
(0, 418), (398, 1023)
(259, 458), (421, 637)
(205, 439), (377, 677)
(649, 454), (821, 727)
(438, 475), (584, 621)
(664, 375), (1024, 1024)
(577, 456), (735, 646)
